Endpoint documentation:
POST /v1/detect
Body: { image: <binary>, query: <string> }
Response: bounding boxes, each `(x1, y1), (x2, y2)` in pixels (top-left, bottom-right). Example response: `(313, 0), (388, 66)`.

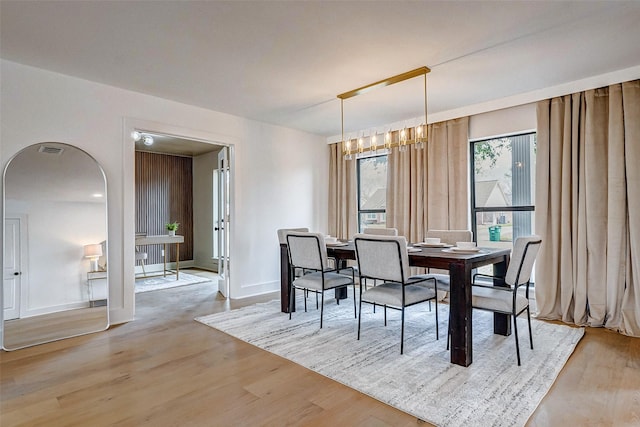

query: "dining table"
(279, 240), (512, 367)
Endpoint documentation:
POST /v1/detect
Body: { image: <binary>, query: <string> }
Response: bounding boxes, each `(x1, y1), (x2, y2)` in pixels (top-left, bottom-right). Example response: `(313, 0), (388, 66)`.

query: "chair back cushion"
(426, 229), (473, 245)
(286, 231), (327, 270)
(277, 227), (309, 244)
(363, 227), (398, 236)
(506, 235), (542, 286)
(354, 234), (409, 283)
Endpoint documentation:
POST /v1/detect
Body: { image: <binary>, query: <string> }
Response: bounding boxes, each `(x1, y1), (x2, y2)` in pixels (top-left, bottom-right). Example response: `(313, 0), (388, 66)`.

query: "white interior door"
(216, 147), (230, 298)
(3, 218), (22, 320)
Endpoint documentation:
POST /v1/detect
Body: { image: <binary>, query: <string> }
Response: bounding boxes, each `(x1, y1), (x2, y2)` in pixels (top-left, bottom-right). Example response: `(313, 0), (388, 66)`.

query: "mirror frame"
(2, 142), (109, 350)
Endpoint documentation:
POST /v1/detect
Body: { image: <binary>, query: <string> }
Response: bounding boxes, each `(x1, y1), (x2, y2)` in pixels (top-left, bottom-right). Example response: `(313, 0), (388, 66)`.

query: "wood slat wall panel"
(135, 152), (193, 264)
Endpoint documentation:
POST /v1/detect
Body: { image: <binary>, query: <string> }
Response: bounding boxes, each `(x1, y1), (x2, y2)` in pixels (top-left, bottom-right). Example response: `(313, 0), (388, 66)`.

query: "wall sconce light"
(338, 66), (430, 159)
(83, 243), (103, 272)
(132, 131), (154, 146)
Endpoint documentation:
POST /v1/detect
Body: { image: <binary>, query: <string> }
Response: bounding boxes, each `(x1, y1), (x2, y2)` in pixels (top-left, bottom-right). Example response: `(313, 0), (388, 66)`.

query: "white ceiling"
(2, 1), (639, 138)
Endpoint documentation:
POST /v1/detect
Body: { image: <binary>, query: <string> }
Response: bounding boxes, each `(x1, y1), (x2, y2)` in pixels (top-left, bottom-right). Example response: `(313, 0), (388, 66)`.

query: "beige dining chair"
(470, 235), (542, 365)
(286, 231), (356, 328)
(354, 233), (439, 354)
(362, 227), (398, 236)
(360, 227), (398, 287)
(278, 227), (313, 303)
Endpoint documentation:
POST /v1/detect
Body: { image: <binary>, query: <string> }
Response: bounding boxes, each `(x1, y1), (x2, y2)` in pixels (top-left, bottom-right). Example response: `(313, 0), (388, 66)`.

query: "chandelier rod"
(337, 66), (431, 100)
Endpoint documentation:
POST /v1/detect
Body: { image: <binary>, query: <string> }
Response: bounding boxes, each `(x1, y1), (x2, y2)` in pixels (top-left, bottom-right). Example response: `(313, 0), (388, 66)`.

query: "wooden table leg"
(449, 260), (473, 367)
(334, 259), (348, 300)
(280, 244), (294, 313)
(493, 253), (511, 336)
(176, 242), (180, 280)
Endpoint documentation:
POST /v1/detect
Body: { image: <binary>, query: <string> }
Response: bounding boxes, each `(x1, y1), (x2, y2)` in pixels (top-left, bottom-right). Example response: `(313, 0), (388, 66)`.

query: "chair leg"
(513, 313), (521, 366)
(352, 285), (357, 318)
(316, 292), (318, 309)
(434, 297), (439, 340)
(357, 296), (363, 340)
(527, 307), (533, 349)
(304, 291), (308, 312)
(384, 306), (387, 326)
(289, 286), (295, 320)
(400, 306), (405, 354)
(320, 291), (325, 328)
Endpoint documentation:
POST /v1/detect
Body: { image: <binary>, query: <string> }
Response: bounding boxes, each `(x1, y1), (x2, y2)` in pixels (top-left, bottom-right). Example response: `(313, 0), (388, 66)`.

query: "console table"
(135, 235), (184, 279)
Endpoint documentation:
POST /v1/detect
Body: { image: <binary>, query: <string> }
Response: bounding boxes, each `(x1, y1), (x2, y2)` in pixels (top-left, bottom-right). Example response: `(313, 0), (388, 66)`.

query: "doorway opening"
(132, 131), (231, 301)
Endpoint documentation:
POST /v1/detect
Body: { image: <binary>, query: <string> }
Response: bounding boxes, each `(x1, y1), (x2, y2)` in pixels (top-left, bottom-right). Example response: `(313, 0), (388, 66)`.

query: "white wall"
(469, 103), (536, 140)
(1, 60), (328, 325)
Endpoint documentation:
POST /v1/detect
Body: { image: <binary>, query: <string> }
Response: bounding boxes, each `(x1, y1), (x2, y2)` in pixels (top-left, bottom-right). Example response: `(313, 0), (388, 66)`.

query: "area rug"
(135, 272), (213, 293)
(196, 297), (584, 427)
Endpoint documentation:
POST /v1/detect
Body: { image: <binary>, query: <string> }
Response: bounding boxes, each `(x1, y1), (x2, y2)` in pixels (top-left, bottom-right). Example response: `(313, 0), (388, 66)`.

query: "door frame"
(123, 118), (237, 321)
(216, 147), (230, 297)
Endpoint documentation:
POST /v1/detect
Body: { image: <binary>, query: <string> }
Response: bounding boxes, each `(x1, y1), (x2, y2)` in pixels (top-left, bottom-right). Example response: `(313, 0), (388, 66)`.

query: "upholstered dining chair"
(470, 235), (542, 365)
(286, 231), (356, 328)
(278, 227), (314, 303)
(362, 227), (398, 236)
(359, 227), (399, 292)
(277, 227), (309, 277)
(354, 233), (439, 354)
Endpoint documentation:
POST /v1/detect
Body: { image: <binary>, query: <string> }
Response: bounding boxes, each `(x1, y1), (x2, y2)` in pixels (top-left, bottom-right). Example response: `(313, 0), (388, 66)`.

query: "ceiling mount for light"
(338, 66), (430, 160)
(131, 131), (154, 146)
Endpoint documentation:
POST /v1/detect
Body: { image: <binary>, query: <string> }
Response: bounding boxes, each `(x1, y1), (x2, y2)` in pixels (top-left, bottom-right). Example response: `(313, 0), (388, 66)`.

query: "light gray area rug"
(135, 272), (213, 293)
(196, 297), (584, 427)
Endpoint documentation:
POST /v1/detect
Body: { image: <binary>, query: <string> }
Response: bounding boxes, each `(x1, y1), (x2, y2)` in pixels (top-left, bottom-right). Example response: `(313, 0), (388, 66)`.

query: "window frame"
(469, 132), (536, 245)
(356, 153), (388, 233)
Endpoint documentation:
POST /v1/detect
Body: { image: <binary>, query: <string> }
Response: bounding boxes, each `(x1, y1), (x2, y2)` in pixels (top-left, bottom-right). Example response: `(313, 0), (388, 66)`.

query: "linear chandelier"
(338, 66), (431, 160)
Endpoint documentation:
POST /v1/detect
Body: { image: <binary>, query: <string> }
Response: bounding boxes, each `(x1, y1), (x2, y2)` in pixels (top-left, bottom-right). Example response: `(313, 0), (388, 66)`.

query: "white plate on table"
(443, 247), (481, 254)
(407, 247), (422, 253)
(414, 242), (453, 248)
(326, 242), (349, 247)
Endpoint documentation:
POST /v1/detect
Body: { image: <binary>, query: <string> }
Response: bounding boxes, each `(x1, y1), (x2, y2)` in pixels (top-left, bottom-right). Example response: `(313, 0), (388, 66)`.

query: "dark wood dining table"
(279, 241), (512, 367)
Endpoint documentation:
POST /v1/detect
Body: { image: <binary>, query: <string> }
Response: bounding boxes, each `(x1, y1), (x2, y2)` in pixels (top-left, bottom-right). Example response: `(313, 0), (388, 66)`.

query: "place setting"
(413, 237), (454, 248)
(324, 235), (349, 247)
(442, 241), (483, 254)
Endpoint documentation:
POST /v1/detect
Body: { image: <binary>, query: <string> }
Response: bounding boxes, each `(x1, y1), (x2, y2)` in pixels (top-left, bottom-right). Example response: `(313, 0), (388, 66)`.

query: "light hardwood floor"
(3, 306), (108, 350)
(1, 271), (639, 426)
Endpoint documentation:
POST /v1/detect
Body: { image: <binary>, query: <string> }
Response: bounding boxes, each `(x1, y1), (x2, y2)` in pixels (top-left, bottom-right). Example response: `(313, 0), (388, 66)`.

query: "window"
(471, 133), (536, 251)
(357, 155), (388, 232)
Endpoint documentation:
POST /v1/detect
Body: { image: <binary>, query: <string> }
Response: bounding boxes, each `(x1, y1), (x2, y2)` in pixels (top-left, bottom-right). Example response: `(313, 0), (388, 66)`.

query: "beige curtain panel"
(386, 117), (469, 242)
(328, 142), (357, 239)
(535, 80), (640, 337)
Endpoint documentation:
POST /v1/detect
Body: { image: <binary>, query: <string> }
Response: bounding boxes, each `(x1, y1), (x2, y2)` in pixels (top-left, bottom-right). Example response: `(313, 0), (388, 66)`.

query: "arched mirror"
(2, 142), (108, 350)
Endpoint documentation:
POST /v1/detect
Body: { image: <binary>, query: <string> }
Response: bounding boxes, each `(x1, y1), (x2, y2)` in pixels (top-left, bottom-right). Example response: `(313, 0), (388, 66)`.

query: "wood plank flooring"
(3, 307), (108, 350)
(2, 270), (639, 426)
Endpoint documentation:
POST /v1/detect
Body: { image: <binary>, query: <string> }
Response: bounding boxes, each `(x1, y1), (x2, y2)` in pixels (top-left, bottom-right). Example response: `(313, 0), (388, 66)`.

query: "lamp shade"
(83, 244), (103, 258)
